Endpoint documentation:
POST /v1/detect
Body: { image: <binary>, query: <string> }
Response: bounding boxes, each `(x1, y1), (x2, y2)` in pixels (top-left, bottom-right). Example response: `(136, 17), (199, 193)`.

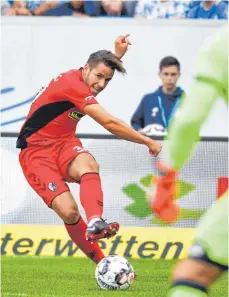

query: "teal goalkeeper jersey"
(167, 26), (228, 170)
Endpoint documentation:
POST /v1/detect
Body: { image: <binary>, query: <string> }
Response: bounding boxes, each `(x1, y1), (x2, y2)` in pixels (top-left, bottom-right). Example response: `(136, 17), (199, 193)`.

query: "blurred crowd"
(1, 0), (228, 19)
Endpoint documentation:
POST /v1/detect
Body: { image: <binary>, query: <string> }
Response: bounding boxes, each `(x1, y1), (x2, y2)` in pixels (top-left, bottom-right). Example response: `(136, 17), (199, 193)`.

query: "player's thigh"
(19, 148), (69, 208)
(194, 193), (228, 267)
(51, 191), (80, 224)
(58, 139), (99, 182)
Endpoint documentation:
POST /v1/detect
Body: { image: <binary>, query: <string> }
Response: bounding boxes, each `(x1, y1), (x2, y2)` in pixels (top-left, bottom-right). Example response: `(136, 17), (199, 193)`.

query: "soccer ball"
(95, 255), (135, 290)
(142, 124), (167, 136)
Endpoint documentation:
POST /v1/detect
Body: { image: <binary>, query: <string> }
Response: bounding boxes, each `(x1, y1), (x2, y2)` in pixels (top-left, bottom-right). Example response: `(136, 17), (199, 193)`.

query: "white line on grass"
(3, 293), (90, 297)
(3, 292), (28, 297)
(3, 293), (57, 297)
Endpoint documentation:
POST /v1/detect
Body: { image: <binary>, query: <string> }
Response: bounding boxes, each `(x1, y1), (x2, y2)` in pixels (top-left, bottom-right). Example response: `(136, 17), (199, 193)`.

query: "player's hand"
(114, 34), (132, 59)
(151, 161), (180, 223)
(147, 140), (162, 157)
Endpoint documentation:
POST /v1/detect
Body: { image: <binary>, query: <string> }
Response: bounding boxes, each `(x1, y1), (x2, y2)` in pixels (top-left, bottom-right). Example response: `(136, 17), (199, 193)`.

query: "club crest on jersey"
(68, 110), (84, 121)
(48, 182), (57, 192)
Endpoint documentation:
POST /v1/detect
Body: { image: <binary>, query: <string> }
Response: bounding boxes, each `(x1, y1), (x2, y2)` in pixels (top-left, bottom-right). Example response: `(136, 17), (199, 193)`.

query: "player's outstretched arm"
(114, 34), (131, 59)
(150, 82), (218, 223)
(167, 80), (219, 170)
(83, 104), (161, 157)
(167, 27), (227, 170)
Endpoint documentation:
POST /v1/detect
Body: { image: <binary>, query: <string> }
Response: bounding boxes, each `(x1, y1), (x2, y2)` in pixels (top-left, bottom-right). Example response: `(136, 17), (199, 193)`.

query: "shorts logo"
(85, 95), (94, 101)
(48, 182), (57, 192)
(68, 110), (84, 121)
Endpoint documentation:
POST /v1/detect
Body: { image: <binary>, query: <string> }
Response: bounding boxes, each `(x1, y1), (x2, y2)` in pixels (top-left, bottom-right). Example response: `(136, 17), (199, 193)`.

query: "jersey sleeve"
(60, 72), (98, 113)
(195, 26), (228, 99)
(166, 81), (219, 170)
(165, 27), (228, 170)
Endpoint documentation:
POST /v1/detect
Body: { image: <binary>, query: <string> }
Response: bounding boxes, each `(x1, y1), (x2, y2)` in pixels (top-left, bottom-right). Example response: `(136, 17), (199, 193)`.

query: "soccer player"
(151, 26), (228, 297)
(16, 34), (162, 264)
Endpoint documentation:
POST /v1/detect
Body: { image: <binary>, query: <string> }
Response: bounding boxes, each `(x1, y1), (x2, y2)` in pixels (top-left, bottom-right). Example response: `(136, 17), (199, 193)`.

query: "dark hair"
(86, 50), (126, 74)
(159, 56), (180, 71)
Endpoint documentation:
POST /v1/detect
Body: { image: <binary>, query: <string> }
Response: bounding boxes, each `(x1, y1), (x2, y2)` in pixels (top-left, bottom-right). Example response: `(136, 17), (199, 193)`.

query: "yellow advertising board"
(1, 225), (195, 259)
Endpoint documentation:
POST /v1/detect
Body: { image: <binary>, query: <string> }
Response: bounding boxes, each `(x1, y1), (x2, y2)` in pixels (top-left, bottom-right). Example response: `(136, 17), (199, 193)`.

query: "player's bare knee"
(85, 159), (99, 173)
(68, 154), (99, 181)
(77, 159), (99, 177)
(172, 259), (192, 280)
(63, 209), (80, 224)
(172, 258), (221, 287)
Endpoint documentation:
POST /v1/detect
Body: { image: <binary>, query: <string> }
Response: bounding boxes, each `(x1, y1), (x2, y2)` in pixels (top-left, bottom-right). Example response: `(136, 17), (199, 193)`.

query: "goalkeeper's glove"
(151, 161), (180, 223)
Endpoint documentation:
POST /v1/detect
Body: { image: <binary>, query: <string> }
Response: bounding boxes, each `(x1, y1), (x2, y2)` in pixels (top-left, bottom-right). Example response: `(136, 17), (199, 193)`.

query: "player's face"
(159, 66), (180, 92)
(83, 63), (114, 96)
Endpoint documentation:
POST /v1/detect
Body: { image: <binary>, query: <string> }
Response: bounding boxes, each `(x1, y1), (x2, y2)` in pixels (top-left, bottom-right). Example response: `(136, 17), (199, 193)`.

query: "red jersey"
(16, 69), (98, 148)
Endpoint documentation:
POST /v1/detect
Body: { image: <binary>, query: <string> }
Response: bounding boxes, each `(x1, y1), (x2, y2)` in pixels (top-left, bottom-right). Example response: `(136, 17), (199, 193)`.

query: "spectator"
(3, 0), (142, 17)
(98, 0), (128, 17)
(45, 1), (137, 17)
(131, 56), (184, 135)
(67, 1), (89, 17)
(42, 1), (92, 17)
(188, 1), (201, 10)
(124, 0), (138, 17)
(188, 0), (228, 19)
(1, 0), (16, 15)
(134, 0), (189, 19)
(11, 1), (64, 16)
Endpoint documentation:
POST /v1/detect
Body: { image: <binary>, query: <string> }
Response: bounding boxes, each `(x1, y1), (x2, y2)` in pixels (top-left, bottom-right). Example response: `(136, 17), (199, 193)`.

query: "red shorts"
(19, 137), (89, 207)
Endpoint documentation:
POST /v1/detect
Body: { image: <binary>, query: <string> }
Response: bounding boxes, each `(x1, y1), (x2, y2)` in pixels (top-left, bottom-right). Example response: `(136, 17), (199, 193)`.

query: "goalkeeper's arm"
(166, 79), (219, 170)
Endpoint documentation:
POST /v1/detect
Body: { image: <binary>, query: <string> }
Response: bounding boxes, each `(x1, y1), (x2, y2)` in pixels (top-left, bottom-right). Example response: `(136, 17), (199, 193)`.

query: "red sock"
(80, 173), (103, 222)
(65, 217), (104, 264)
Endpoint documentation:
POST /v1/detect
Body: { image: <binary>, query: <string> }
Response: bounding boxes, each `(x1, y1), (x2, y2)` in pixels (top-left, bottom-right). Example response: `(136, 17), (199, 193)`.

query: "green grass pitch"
(2, 256), (228, 297)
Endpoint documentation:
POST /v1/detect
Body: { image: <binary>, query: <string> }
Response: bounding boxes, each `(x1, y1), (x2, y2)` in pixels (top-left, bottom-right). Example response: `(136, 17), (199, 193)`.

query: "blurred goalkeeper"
(16, 34), (161, 265)
(151, 26), (228, 297)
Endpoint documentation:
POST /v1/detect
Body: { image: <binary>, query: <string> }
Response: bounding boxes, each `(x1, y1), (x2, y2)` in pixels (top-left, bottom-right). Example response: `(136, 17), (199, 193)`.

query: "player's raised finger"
(121, 34), (132, 45)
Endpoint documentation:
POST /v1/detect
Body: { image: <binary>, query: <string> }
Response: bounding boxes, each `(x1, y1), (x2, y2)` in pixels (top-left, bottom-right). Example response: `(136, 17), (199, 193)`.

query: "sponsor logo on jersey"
(68, 110), (84, 121)
(72, 146), (87, 153)
(48, 182), (57, 192)
(85, 95), (94, 101)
